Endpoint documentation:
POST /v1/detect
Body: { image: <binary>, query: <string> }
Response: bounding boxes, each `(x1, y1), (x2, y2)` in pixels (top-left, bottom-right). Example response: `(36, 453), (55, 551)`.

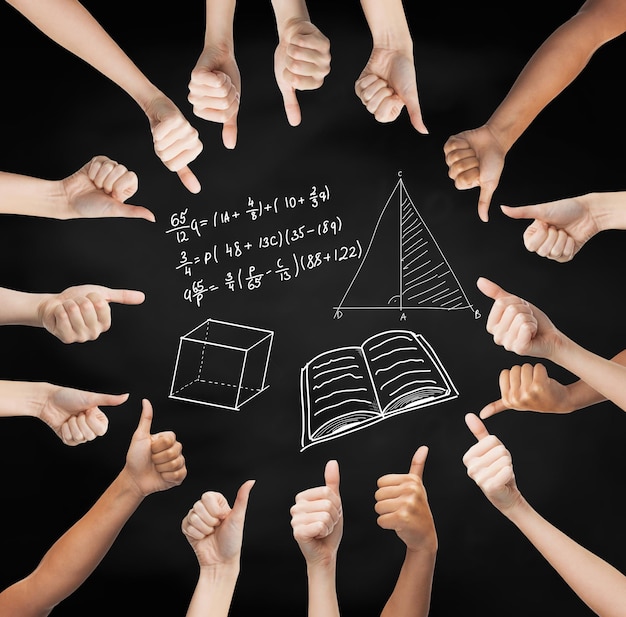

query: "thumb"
(402, 87), (428, 135)
(409, 445), (429, 478)
(476, 277), (509, 301)
(324, 459), (340, 495)
(477, 183), (496, 223)
(222, 112), (238, 150)
(177, 166), (202, 194)
(89, 392), (130, 408)
(109, 202), (156, 223)
(231, 479), (255, 522)
(135, 398), (154, 437)
(281, 86), (302, 127)
(479, 398), (507, 419)
(104, 288), (146, 306)
(500, 204), (537, 221)
(465, 412), (490, 441)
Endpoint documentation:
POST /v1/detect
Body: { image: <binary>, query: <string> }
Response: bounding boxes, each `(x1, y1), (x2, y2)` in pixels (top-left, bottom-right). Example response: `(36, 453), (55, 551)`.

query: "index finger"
(443, 135), (470, 156)
(408, 445), (429, 478)
(465, 412), (490, 441)
(177, 166), (201, 194)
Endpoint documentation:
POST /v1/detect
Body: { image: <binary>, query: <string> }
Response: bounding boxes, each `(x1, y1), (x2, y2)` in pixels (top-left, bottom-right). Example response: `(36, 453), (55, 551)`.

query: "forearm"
(0, 470), (143, 616)
(552, 339), (626, 413)
(6, 0), (161, 110)
(0, 287), (49, 327)
(306, 560), (340, 617)
(0, 380), (53, 419)
(505, 497), (626, 617)
(583, 192), (626, 233)
(204, 0), (236, 49)
(271, 0), (310, 30)
(359, 0), (412, 49)
(487, 9), (611, 152)
(0, 172), (66, 218)
(380, 547), (436, 617)
(185, 564), (239, 617)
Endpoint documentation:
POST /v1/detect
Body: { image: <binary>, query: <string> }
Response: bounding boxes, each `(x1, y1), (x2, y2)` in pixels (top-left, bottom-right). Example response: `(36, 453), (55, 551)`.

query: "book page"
(361, 330), (455, 415)
(301, 345), (381, 445)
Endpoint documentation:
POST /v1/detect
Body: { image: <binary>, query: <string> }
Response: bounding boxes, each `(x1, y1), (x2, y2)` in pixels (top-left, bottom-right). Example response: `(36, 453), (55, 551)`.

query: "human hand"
(501, 196), (600, 263)
(181, 480), (255, 568)
(355, 47), (427, 133)
(290, 459), (343, 567)
(124, 399), (187, 497)
(477, 277), (562, 360)
(374, 445), (437, 553)
(443, 125), (506, 222)
(462, 413), (522, 513)
(479, 363), (573, 419)
(39, 385), (129, 445)
(61, 155), (154, 221)
(144, 95), (203, 194)
(274, 19), (331, 126)
(188, 47), (241, 149)
(37, 284), (145, 344)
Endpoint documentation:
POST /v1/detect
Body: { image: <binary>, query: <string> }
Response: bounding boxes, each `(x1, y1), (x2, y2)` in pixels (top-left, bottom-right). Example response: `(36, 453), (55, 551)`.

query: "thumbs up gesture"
(374, 445), (437, 552)
(124, 399), (187, 497)
(462, 413), (521, 513)
(290, 459), (343, 566)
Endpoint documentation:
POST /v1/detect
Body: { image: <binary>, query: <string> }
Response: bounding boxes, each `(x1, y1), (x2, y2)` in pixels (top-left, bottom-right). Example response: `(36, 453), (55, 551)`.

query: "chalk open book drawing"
(300, 329), (458, 450)
(334, 173), (477, 319)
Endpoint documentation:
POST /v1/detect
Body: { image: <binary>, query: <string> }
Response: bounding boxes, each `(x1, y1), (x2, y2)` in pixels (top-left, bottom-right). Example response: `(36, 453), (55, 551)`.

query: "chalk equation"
(182, 243), (363, 307)
(166, 182), (364, 306)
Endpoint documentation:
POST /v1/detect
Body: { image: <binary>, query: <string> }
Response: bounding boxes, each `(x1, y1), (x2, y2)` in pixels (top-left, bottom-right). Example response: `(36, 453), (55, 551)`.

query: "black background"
(1, 1), (625, 615)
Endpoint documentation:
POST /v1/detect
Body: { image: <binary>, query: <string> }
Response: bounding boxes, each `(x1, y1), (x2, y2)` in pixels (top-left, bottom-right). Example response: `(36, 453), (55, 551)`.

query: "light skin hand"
(355, 48), (427, 133)
(443, 125), (506, 223)
(188, 47), (241, 150)
(38, 386), (129, 445)
(479, 363), (573, 419)
(274, 18), (331, 126)
(500, 196), (600, 263)
(476, 276), (562, 359)
(182, 480), (255, 568)
(61, 155), (155, 221)
(144, 95), (203, 194)
(290, 459), (343, 567)
(124, 399), (187, 497)
(375, 445), (436, 552)
(462, 413), (522, 514)
(37, 284), (145, 344)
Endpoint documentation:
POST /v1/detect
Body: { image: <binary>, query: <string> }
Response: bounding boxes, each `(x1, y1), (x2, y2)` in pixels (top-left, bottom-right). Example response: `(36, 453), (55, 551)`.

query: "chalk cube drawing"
(169, 319), (273, 411)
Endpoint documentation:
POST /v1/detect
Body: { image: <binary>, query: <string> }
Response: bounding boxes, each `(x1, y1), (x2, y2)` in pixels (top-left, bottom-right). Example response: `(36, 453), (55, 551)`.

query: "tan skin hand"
(443, 125), (506, 222)
(480, 363), (573, 419)
(375, 446), (437, 553)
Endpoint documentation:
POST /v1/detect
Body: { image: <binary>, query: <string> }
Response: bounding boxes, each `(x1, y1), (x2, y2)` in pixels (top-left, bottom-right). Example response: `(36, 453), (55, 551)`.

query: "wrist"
(117, 468), (150, 501)
(500, 494), (533, 525)
(271, 0), (310, 32)
(0, 380), (51, 419)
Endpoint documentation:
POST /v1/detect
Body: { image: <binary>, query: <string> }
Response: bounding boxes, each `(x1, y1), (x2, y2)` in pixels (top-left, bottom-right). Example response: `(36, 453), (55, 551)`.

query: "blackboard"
(1, 2), (626, 615)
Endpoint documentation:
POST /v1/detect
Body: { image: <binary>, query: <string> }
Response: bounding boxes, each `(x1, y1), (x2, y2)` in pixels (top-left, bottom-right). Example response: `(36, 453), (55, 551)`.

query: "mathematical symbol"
(232, 211), (240, 218)
(298, 196), (304, 204)
(323, 253), (331, 262)
(244, 242), (252, 250)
